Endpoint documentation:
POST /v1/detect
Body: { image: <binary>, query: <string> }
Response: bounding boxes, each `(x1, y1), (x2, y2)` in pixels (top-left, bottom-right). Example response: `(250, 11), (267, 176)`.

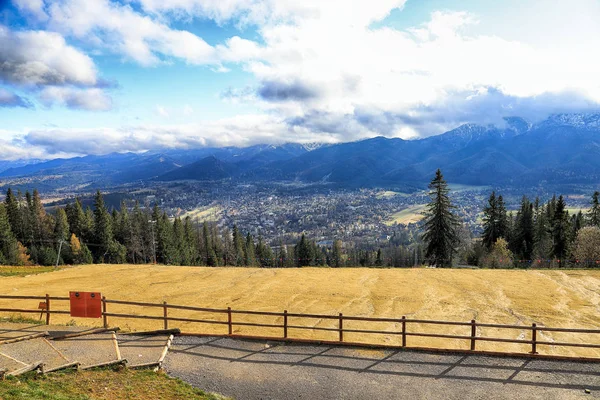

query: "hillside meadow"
(1, 265), (599, 357)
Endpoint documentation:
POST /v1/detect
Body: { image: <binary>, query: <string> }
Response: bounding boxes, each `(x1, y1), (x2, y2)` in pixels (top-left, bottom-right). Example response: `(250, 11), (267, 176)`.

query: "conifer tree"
(232, 224), (245, 266)
(552, 195), (570, 261)
(0, 203), (19, 265)
(482, 191), (505, 249)
(422, 169), (460, 268)
(512, 196), (534, 261)
(294, 233), (314, 267)
(5, 188), (23, 242)
(244, 233), (257, 266)
(93, 191), (114, 262)
(331, 240), (343, 267)
(533, 198), (551, 259)
(588, 191), (600, 228)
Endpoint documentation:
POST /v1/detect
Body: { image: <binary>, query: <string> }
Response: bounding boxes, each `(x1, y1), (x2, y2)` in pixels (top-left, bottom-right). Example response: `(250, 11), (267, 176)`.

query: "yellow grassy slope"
(1, 265), (600, 357)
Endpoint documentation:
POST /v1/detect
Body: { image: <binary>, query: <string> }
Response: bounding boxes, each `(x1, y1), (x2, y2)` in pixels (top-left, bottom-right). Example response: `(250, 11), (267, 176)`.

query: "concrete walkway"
(163, 336), (600, 400)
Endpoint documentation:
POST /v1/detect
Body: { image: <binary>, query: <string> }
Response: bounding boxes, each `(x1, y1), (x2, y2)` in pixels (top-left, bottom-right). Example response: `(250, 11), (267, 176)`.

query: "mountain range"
(2, 113), (600, 190)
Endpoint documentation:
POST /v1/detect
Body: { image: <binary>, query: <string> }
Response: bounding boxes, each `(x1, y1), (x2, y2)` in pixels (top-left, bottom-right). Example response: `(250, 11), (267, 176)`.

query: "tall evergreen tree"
(244, 233), (257, 266)
(482, 191), (508, 249)
(552, 195), (570, 261)
(0, 203), (19, 265)
(422, 169), (460, 268)
(4, 188), (23, 242)
(512, 196), (534, 261)
(232, 224), (245, 266)
(93, 191), (115, 262)
(294, 233), (314, 267)
(533, 198), (552, 259)
(588, 191), (600, 228)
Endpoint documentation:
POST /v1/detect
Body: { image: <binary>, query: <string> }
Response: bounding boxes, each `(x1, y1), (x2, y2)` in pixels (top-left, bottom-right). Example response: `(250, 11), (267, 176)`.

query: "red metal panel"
(69, 291), (102, 318)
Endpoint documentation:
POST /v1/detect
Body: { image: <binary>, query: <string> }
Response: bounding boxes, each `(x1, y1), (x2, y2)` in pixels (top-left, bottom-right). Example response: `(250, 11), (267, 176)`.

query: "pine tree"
(532, 198), (551, 259)
(422, 169), (460, 268)
(513, 196), (534, 262)
(331, 240), (343, 267)
(588, 191), (600, 228)
(0, 204), (19, 265)
(244, 233), (257, 266)
(552, 195), (570, 261)
(53, 208), (70, 265)
(375, 248), (383, 266)
(294, 233), (314, 267)
(93, 191), (114, 262)
(232, 224), (245, 266)
(482, 191), (504, 249)
(5, 188), (23, 242)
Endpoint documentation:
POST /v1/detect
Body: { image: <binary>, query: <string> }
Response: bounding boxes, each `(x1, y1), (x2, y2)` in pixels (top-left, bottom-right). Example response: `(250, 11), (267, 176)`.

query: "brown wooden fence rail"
(1, 294), (600, 359)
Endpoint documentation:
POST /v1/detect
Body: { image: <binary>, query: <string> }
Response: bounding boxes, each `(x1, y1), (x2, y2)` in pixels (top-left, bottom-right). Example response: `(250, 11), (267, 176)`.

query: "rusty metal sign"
(69, 291), (102, 318)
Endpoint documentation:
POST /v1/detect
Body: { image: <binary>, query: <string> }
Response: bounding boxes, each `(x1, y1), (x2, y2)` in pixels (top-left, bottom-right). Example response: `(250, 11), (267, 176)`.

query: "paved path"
(163, 336), (600, 400)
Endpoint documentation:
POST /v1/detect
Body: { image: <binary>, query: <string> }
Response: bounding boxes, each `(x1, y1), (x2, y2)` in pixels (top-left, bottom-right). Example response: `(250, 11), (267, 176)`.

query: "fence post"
(470, 320), (476, 351)
(338, 313), (343, 342)
(531, 323), (538, 354)
(102, 296), (108, 328)
(45, 294), (50, 325)
(163, 301), (168, 330)
(227, 307), (232, 335)
(283, 310), (288, 339)
(401, 316), (406, 347)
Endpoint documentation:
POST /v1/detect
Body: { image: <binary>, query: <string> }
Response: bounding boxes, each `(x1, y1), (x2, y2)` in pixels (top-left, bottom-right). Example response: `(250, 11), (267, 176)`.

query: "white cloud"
(156, 105), (170, 117)
(0, 88), (33, 108)
(45, 0), (216, 66)
(39, 87), (112, 111)
(12, 0), (49, 21)
(182, 104), (193, 115)
(19, 114), (338, 156)
(0, 25), (98, 86)
(5, 0), (600, 155)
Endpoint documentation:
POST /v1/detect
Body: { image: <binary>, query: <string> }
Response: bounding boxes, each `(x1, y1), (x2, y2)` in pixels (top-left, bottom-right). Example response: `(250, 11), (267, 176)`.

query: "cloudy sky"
(1, 0), (600, 160)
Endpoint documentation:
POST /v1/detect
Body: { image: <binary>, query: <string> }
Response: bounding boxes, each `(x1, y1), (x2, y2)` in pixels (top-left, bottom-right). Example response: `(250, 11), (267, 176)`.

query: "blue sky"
(1, 0), (600, 159)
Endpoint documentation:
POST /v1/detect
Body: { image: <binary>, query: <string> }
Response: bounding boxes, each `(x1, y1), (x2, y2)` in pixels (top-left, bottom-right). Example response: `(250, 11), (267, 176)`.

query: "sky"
(1, 0), (600, 160)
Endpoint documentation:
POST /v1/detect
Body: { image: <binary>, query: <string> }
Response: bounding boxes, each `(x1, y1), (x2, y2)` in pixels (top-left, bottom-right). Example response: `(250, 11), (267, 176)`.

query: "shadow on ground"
(164, 336), (600, 400)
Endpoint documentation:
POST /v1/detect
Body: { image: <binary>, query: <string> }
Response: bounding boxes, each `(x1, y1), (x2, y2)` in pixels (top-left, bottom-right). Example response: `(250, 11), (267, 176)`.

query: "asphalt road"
(163, 336), (600, 400)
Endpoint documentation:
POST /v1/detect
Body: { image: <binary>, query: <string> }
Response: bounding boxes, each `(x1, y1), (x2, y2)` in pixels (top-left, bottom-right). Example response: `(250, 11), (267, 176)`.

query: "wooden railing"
(1, 294), (599, 359)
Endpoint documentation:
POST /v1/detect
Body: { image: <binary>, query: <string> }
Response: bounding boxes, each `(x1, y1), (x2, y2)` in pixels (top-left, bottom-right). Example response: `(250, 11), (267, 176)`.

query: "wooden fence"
(1, 294), (600, 360)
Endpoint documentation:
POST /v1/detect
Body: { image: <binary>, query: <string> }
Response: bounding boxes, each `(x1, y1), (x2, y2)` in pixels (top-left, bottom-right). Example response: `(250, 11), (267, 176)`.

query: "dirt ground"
(1, 265), (599, 357)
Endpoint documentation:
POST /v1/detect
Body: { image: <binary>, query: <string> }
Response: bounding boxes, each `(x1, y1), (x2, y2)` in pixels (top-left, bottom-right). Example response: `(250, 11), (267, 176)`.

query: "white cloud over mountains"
(3, 0), (600, 158)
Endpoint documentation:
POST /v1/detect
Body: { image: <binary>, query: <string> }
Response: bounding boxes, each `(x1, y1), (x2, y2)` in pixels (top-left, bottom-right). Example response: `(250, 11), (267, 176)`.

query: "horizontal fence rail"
(1, 294), (599, 359)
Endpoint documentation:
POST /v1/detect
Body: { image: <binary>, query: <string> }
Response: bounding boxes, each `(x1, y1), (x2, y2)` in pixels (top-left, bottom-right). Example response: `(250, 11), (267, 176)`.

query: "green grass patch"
(0, 266), (63, 277)
(0, 368), (226, 400)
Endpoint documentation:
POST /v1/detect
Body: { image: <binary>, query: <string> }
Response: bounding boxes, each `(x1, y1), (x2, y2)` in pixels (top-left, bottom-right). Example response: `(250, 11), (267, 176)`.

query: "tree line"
(2, 177), (599, 268)
(1, 188), (420, 267)
(420, 169), (600, 268)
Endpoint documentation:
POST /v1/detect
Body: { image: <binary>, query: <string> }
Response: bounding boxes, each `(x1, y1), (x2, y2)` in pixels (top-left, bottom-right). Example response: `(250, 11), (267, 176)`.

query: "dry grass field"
(384, 204), (427, 225)
(1, 265), (600, 357)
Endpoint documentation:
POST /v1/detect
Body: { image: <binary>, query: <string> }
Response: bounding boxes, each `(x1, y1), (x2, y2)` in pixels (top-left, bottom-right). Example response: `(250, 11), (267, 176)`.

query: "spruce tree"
(5, 188), (23, 242)
(232, 225), (245, 266)
(482, 191), (506, 249)
(93, 191), (114, 262)
(0, 203), (19, 265)
(532, 198), (551, 259)
(422, 169), (460, 268)
(513, 196), (534, 261)
(552, 195), (570, 261)
(331, 240), (343, 267)
(294, 233), (314, 267)
(244, 233), (257, 266)
(588, 191), (600, 228)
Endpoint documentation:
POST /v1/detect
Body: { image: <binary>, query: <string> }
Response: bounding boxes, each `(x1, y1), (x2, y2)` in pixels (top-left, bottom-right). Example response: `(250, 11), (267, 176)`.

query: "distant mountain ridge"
(2, 113), (600, 189)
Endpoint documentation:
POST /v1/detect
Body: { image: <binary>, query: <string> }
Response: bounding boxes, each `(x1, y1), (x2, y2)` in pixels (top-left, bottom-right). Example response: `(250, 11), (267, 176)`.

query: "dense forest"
(0, 181), (599, 268)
